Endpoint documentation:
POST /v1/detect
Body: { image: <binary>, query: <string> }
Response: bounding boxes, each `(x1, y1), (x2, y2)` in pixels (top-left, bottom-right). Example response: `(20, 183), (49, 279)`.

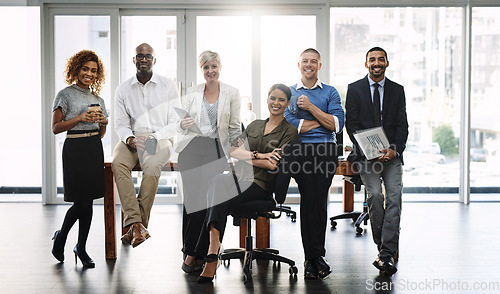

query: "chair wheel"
(272, 261), (281, 270)
(289, 265), (298, 275)
(224, 259), (230, 267)
(243, 272), (253, 282)
(356, 226), (363, 234)
(291, 217), (296, 222)
(331, 220), (337, 228)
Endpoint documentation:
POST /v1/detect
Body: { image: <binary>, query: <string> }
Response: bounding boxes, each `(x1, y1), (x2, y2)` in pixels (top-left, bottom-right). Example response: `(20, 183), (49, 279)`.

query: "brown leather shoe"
(120, 226), (133, 245)
(131, 223), (150, 248)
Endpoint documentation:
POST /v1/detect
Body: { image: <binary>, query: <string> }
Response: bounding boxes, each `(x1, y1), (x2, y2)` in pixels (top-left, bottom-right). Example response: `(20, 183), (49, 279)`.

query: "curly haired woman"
(50, 50), (108, 268)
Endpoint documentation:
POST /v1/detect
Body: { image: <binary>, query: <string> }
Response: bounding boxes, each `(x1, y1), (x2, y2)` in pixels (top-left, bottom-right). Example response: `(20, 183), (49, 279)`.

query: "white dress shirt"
(114, 73), (180, 142)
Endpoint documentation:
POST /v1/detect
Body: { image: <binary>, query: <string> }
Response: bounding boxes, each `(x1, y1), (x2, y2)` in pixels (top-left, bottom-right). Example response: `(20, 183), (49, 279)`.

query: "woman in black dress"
(51, 50), (108, 268)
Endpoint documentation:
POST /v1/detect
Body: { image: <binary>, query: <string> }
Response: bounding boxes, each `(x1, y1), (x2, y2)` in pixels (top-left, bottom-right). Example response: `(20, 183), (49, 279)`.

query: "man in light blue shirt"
(284, 48), (344, 279)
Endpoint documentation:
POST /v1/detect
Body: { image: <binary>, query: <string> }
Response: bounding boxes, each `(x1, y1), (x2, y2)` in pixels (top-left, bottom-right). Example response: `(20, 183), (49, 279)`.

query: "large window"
(471, 7), (500, 192)
(3, 3), (498, 203)
(331, 7), (463, 190)
(258, 14), (317, 199)
(260, 15), (316, 117)
(195, 15), (252, 99)
(121, 15), (177, 82)
(0, 7), (41, 189)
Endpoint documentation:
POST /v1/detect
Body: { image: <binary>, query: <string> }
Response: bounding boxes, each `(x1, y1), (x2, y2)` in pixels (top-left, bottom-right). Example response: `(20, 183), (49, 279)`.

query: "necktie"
(373, 83), (381, 126)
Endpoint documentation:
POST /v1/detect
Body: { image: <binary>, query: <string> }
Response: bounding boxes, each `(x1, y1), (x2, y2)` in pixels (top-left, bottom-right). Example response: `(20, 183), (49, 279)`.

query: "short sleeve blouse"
(53, 84), (108, 131)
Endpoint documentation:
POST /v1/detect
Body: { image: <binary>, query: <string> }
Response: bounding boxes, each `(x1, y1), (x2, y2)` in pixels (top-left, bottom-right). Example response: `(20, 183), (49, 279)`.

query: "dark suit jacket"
(345, 75), (409, 163)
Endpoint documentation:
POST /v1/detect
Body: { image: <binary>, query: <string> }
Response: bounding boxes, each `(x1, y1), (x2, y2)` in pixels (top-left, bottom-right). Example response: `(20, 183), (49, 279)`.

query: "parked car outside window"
(470, 148), (487, 162)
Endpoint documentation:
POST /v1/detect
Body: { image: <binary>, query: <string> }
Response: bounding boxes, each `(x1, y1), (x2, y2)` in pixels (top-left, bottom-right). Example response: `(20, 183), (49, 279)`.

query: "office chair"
(221, 139), (300, 282)
(329, 174), (369, 235)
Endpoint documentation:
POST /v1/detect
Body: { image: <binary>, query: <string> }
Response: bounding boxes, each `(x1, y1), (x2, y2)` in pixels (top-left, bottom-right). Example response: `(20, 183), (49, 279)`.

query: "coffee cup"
(88, 104), (101, 112)
(88, 104), (101, 123)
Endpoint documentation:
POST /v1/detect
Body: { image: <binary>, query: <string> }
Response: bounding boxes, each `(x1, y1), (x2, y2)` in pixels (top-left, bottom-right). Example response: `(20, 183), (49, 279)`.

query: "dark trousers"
(206, 174), (272, 242)
(203, 175), (271, 243)
(179, 137), (226, 258)
(293, 143), (337, 261)
(359, 158), (403, 259)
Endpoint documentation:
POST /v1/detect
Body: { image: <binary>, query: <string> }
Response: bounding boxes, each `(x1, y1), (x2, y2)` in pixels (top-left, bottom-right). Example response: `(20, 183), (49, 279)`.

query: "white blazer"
(175, 81), (241, 157)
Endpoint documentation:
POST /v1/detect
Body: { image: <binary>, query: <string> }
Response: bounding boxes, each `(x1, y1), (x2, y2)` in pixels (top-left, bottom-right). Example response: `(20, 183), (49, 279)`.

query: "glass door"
(470, 7), (500, 200)
(0, 7), (41, 195)
(259, 14), (317, 118)
(120, 14), (180, 82)
(184, 10), (253, 112)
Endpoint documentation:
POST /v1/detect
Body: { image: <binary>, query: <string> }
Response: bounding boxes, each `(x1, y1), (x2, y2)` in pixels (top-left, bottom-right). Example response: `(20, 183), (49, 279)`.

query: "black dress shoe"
(304, 260), (318, 279)
(372, 257), (383, 270)
(373, 256), (397, 276)
(314, 256), (332, 279)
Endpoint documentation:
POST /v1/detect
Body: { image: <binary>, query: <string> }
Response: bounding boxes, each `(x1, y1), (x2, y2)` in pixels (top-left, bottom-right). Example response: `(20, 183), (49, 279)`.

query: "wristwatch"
(252, 150), (259, 159)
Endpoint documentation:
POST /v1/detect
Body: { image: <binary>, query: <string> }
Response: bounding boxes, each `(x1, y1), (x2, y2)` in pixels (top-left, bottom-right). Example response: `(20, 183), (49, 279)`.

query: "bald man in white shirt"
(112, 43), (180, 248)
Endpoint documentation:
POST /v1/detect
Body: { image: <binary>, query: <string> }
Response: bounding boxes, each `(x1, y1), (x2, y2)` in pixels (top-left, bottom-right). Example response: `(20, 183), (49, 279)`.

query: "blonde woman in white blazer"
(177, 50), (241, 273)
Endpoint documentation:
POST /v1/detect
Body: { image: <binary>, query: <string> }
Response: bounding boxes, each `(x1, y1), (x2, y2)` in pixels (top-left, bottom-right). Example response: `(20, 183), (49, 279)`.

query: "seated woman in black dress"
(196, 83), (298, 283)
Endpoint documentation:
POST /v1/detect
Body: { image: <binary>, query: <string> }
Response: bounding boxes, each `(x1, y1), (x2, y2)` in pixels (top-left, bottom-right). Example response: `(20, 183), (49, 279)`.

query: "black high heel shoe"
(73, 245), (95, 268)
(182, 256), (204, 273)
(197, 245), (223, 283)
(51, 230), (65, 262)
